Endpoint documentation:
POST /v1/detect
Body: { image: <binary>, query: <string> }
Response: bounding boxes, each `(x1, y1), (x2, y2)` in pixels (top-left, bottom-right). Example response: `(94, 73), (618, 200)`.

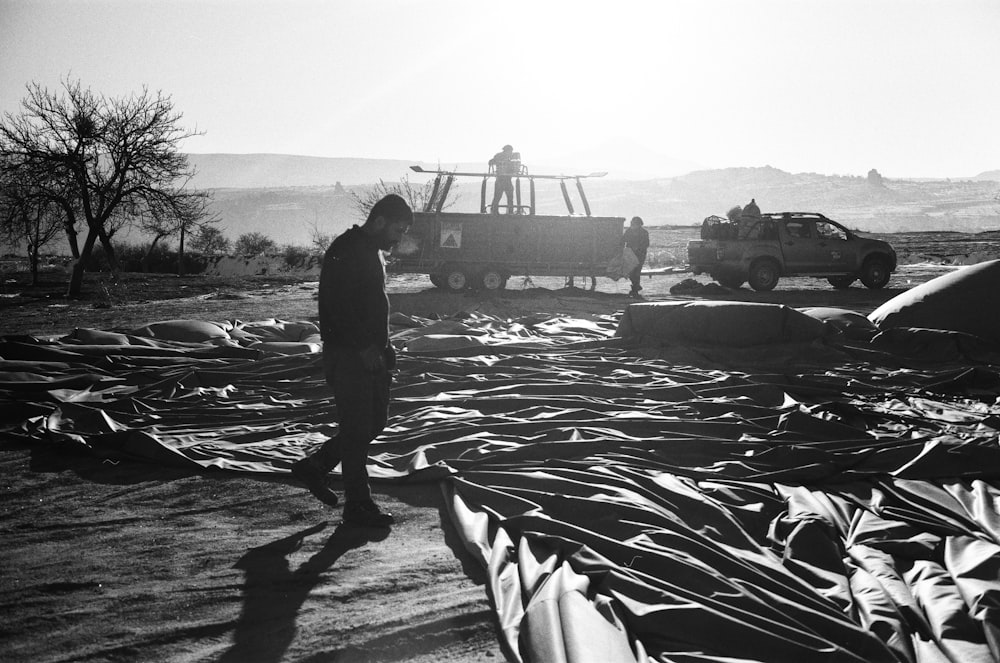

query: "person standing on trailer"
(489, 144), (519, 214)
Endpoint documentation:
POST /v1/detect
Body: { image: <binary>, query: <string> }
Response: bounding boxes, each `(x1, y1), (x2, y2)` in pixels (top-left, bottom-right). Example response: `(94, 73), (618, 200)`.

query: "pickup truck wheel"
(748, 259), (780, 292)
(827, 276), (856, 289)
(481, 269), (507, 291)
(860, 257), (890, 289)
(444, 268), (469, 292)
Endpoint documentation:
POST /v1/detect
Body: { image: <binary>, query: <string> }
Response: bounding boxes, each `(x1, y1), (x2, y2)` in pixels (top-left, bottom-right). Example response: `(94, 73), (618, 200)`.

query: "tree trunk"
(141, 235), (165, 273)
(97, 225), (119, 278)
(29, 213), (41, 286)
(29, 247), (40, 287)
(177, 224), (186, 276)
(67, 229), (99, 297)
(64, 221), (80, 259)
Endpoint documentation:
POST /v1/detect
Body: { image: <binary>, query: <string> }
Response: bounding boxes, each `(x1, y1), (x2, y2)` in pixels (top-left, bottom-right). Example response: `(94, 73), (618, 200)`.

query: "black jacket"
(318, 226), (390, 352)
(623, 226), (650, 260)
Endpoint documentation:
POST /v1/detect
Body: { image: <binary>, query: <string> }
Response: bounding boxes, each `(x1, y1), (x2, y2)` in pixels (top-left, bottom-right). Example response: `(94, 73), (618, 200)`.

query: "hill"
(182, 156), (1000, 247)
(580, 166), (1000, 233)
(187, 153), (434, 188)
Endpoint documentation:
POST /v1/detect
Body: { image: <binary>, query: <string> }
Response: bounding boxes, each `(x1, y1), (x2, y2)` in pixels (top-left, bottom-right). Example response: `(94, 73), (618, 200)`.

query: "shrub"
(190, 226), (231, 255)
(83, 240), (208, 274)
(234, 232), (277, 257)
(645, 247), (684, 268)
(308, 222), (334, 254)
(84, 243), (116, 272)
(282, 244), (312, 268)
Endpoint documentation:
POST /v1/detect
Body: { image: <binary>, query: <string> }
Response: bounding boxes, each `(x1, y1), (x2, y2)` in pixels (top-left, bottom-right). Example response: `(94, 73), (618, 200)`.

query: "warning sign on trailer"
(440, 223), (462, 248)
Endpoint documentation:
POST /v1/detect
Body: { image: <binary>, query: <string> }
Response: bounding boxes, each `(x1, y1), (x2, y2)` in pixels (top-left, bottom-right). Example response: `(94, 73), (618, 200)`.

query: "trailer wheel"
(748, 258), (780, 292)
(444, 267), (469, 292)
(480, 269), (507, 291)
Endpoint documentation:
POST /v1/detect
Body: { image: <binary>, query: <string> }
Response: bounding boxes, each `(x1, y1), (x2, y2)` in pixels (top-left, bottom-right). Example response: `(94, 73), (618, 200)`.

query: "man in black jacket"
(622, 216), (650, 297)
(292, 194), (413, 527)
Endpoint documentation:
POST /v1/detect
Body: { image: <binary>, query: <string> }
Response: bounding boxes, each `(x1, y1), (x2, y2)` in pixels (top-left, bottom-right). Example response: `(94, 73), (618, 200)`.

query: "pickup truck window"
(786, 221), (811, 238)
(816, 221), (848, 241)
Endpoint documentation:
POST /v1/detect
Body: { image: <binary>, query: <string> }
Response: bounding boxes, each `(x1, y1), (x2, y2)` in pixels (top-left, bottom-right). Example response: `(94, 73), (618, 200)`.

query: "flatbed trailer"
(390, 166), (626, 291)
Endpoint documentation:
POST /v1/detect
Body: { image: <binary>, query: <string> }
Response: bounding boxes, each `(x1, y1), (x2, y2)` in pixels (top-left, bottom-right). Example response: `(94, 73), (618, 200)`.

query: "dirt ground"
(0, 262), (955, 663)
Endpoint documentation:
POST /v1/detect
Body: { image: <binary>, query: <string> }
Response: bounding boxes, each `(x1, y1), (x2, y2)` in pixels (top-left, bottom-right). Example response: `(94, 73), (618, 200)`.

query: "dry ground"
(0, 262), (952, 662)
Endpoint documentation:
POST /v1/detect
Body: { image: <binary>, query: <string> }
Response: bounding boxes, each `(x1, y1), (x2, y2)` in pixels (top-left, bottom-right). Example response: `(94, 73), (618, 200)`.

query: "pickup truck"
(688, 212), (897, 291)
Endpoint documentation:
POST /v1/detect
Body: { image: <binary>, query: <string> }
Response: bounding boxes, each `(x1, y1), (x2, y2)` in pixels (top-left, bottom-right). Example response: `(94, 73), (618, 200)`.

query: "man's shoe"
(343, 500), (394, 528)
(291, 456), (339, 507)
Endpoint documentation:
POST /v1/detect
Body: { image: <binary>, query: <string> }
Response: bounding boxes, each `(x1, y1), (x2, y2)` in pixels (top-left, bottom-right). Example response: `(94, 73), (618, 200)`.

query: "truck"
(687, 212), (897, 291)
(389, 166), (626, 291)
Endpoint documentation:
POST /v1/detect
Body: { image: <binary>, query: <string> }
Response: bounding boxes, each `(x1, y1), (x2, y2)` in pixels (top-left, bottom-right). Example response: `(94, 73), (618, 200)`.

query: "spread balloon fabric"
(3, 308), (999, 663)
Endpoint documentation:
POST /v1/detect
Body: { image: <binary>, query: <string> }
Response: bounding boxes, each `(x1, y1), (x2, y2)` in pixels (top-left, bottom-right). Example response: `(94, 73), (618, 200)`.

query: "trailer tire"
(748, 258), (780, 292)
(480, 269), (507, 291)
(443, 267), (470, 292)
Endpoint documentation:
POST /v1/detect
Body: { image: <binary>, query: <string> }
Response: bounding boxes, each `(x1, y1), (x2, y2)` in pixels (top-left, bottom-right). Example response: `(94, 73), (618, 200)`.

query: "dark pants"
(629, 251), (646, 293)
(317, 346), (390, 503)
(491, 176), (514, 213)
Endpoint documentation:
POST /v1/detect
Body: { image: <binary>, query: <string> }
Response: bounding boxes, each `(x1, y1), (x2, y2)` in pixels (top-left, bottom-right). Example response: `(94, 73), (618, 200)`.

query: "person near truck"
(739, 198), (762, 239)
(622, 216), (650, 297)
(291, 194), (413, 528)
(489, 144), (519, 214)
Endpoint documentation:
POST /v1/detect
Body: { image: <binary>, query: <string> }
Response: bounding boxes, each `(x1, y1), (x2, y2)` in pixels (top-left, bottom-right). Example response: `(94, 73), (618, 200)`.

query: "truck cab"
(689, 212), (897, 291)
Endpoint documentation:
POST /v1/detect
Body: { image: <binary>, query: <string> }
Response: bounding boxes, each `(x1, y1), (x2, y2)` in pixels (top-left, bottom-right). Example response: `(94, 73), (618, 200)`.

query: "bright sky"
(2, 0), (998, 179)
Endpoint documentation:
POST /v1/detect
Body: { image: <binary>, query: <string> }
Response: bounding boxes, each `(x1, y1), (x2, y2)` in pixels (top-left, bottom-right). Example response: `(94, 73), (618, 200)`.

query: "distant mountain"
(578, 166), (1000, 233)
(973, 170), (1000, 182)
(186, 153), (433, 188)
(536, 138), (706, 179)
(172, 155), (999, 247)
(185, 149), (705, 189)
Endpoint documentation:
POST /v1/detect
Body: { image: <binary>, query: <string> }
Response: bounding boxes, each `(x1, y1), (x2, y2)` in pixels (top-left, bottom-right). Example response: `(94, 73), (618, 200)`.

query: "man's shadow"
(220, 522), (389, 663)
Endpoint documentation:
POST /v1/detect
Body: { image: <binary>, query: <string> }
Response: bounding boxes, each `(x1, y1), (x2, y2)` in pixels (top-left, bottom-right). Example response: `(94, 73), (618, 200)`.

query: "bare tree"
(131, 187), (217, 273)
(234, 232), (276, 256)
(0, 78), (208, 295)
(306, 219), (334, 254)
(175, 191), (220, 275)
(189, 225), (231, 255)
(350, 176), (443, 220)
(0, 157), (65, 285)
